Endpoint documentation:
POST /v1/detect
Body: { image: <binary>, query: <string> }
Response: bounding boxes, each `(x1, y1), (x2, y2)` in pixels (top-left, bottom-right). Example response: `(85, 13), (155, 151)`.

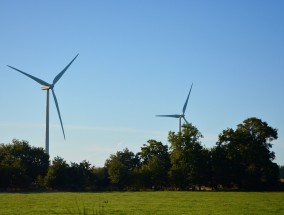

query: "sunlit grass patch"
(0, 192), (284, 215)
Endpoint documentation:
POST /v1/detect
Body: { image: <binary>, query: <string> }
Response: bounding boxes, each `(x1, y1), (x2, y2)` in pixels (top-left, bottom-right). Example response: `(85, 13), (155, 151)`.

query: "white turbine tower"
(156, 83), (193, 133)
(7, 54), (79, 154)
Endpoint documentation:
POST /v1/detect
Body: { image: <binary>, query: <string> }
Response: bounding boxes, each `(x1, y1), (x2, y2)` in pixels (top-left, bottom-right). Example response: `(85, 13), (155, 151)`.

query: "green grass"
(0, 191), (283, 215)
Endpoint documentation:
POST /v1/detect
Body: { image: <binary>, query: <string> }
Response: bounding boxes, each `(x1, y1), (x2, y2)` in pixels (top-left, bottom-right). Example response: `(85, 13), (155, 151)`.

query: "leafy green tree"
(45, 158), (97, 190)
(68, 160), (93, 190)
(210, 145), (232, 189)
(44, 156), (69, 189)
(91, 167), (109, 190)
(169, 124), (208, 189)
(0, 139), (49, 189)
(189, 147), (211, 190)
(217, 117), (279, 190)
(0, 157), (27, 189)
(137, 140), (171, 189)
(105, 148), (139, 188)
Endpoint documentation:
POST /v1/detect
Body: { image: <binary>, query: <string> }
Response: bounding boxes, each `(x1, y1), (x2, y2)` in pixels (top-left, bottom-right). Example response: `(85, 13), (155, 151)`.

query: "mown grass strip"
(0, 192), (283, 215)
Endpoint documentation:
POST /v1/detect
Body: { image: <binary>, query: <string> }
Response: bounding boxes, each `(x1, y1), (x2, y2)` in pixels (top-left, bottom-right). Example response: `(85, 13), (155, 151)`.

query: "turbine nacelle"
(41, 85), (51, 90)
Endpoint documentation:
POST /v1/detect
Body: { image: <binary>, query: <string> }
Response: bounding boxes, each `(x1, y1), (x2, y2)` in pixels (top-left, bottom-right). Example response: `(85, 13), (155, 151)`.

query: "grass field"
(0, 191), (283, 215)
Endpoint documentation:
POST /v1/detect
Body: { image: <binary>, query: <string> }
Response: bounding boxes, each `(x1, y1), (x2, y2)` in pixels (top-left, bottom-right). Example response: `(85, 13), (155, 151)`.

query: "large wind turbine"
(156, 83), (193, 133)
(7, 54), (79, 154)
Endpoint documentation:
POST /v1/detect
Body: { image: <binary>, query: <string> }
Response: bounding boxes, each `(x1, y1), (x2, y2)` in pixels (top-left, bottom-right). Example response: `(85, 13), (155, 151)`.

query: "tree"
(105, 148), (139, 188)
(217, 117), (279, 190)
(68, 160), (93, 190)
(91, 167), (109, 190)
(45, 158), (97, 190)
(0, 139), (49, 189)
(280, 165), (284, 179)
(137, 139), (171, 189)
(169, 124), (209, 190)
(44, 156), (69, 189)
(210, 145), (232, 189)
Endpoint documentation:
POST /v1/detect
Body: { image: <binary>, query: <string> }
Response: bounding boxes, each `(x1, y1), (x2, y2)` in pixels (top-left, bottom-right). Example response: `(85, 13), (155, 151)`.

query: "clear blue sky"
(1, 0), (283, 167)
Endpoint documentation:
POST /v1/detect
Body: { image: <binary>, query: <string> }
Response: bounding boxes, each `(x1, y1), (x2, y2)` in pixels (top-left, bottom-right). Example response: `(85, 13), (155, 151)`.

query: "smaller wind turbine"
(7, 54), (78, 154)
(156, 83), (193, 133)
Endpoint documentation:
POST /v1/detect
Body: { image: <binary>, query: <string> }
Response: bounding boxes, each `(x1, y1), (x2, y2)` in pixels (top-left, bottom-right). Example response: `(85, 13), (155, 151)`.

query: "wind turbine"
(156, 83), (193, 133)
(7, 54), (79, 154)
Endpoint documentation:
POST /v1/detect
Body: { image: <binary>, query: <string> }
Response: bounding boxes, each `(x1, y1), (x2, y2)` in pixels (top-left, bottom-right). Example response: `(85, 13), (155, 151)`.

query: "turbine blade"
(183, 116), (189, 125)
(53, 54), (79, 85)
(51, 89), (65, 139)
(182, 83), (193, 114)
(156, 114), (180, 118)
(7, 65), (50, 86)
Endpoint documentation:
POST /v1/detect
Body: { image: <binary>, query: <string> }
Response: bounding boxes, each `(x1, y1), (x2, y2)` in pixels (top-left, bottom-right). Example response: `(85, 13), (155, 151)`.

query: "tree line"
(0, 117), (282, 191)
